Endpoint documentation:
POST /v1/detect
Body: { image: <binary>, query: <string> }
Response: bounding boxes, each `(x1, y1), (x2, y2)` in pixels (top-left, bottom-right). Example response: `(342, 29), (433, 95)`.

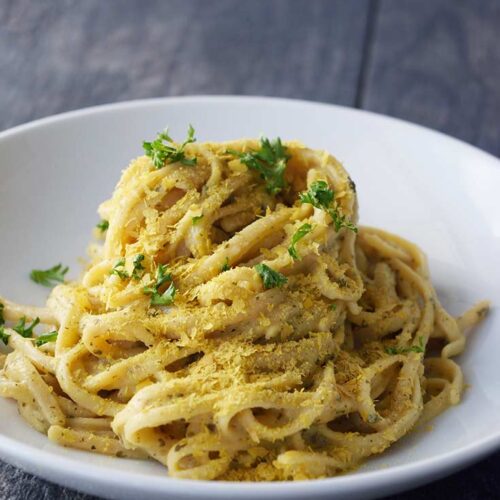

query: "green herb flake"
(30, 264), (69, 287)
(35, 331), (58, 347)
(330, 303), (337, 311)
(0, 302), (6, 344)
(111, 259), (129, 280)
(288, 223), (314, 260)
(143, 125), (197, 169)
(228, 137), (290, 195)
(132, 254), (145, 280)
(386, 336), (425, 355)
(13, 316), (40, 338)
(254, 263), (288, 289)
(143, 264), (177, 306)
(299, 180), (333, 208)
(0, 327), (8, 345)
(299, 180), (357, 233)
(96, 219), (109, 232)
(192, 214), (204, 225)
(150, 282), (176, 306)
(221, 257), (231, 273)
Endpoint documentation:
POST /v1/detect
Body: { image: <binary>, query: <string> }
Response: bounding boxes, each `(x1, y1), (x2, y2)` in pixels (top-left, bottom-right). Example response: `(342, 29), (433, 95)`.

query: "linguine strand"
(0, 138), (488, 481)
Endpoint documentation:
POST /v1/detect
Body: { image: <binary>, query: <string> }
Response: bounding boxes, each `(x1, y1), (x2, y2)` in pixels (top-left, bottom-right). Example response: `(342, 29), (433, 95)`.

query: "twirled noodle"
(0, 137), (489, 481)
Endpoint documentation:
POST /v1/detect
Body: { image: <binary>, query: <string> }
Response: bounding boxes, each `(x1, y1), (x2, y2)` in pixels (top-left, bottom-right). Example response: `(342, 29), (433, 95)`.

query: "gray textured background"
(0, 0), (499, 498)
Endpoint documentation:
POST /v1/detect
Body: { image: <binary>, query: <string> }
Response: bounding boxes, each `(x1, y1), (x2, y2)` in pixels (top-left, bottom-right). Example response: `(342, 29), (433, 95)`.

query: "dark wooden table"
(0, 1), (499, 498)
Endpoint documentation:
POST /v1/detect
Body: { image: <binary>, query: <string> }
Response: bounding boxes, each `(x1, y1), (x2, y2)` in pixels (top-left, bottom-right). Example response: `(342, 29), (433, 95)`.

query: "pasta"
(0, 134), (489, 481)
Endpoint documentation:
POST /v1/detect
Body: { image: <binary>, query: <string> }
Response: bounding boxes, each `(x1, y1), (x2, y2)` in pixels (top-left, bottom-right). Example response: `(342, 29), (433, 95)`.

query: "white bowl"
(0, 96), (499, 500)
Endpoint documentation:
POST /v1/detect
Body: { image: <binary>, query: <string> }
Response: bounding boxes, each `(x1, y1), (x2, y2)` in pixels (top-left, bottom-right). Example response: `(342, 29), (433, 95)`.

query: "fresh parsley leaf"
(254, 263), (288, 289)
(299, 180), (333, 208)
(385, 346), (399, 355)
(153, 264), (172, 289)
(192, 214), (204, 225)
(111, 255), (145, 281)
(143, 125), (197, 169)
(150, 282), (176, 306)
(132, 254), (145, 280)
(35, 331), (58, 346)
(299, 180), (357, 233)
(111, 259), (129, 279)
(221, 257), (230, 273)
(0, 303), (6, 344)
(386, 336), (425, 355)
(30, 264), (69, 287)
(411, 336), (426, 353)
(0, 303), (7, 344)
(288, 223), (313, 260)
(143, 264), (177, 306)
(13, 316), (40, 338)
(0, 326), (8, 345)
(329, 209), (358, 233)
(228, 137), (290, 195)
(96, 219), (109, 232)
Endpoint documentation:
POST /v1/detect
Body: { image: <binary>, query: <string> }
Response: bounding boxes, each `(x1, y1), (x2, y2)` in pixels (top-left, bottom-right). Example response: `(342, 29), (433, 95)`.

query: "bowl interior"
(0, 96), (499, 498)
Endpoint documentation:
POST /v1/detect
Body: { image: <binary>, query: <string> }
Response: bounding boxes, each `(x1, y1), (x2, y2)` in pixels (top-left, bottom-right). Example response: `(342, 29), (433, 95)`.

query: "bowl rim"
(1, 95), (499, 498)
(1, 94), (498, 166)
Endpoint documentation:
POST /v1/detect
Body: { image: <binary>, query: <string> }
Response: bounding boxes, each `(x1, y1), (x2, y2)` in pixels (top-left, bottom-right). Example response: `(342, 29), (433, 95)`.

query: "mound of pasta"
(0, 129), (489, 481)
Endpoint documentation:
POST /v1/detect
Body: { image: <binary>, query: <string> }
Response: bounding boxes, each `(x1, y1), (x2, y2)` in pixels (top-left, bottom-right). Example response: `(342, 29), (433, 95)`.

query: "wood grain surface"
(362, 0), (500, 157)
(0, 0), (369, 128)
(0, 1), (498, 499)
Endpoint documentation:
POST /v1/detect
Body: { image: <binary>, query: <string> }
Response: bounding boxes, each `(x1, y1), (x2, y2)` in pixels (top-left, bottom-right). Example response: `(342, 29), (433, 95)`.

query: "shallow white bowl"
(0, 96), (498, 500)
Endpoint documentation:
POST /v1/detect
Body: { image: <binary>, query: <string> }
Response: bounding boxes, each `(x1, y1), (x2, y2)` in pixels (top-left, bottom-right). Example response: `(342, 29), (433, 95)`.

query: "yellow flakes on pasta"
(0, 138), (489, 481)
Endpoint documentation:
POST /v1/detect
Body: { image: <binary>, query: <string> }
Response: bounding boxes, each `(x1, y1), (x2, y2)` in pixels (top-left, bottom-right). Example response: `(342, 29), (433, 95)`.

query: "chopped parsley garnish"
(0, 327), (8, 345)
(386, 336), (425, 355)
(143, 125), (197, 169)
(299, 180), (357, 233)
(35, 331), (58, 346)
(192, 214), (204, 225)
(221, 257), (231, 273)
(143, 264), (177, 306)
(30, 264), (69, 287)
(150, 282), (176, 306)
(288, 223), (313, 260)
(96, 219), (109, 232)
(13, 316), (40, 338)
(132, 254), (145, 280)
(300, 180), (333, 207)
(330, 303), (337, 311)
(0, 303), (7, 344)
(111, 255), (145, 281)
(254, 263), (288, 289)
(111, 259), (128, 279)
(228, 137), (290, 195)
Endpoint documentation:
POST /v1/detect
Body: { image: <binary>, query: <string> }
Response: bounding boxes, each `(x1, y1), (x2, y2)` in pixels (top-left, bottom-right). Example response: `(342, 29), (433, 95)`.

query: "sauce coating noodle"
(0, 138), (489, 480)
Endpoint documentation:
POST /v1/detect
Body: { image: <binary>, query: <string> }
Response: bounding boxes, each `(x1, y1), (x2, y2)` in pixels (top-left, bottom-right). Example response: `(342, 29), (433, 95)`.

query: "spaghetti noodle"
(0, 134), (489, 480)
